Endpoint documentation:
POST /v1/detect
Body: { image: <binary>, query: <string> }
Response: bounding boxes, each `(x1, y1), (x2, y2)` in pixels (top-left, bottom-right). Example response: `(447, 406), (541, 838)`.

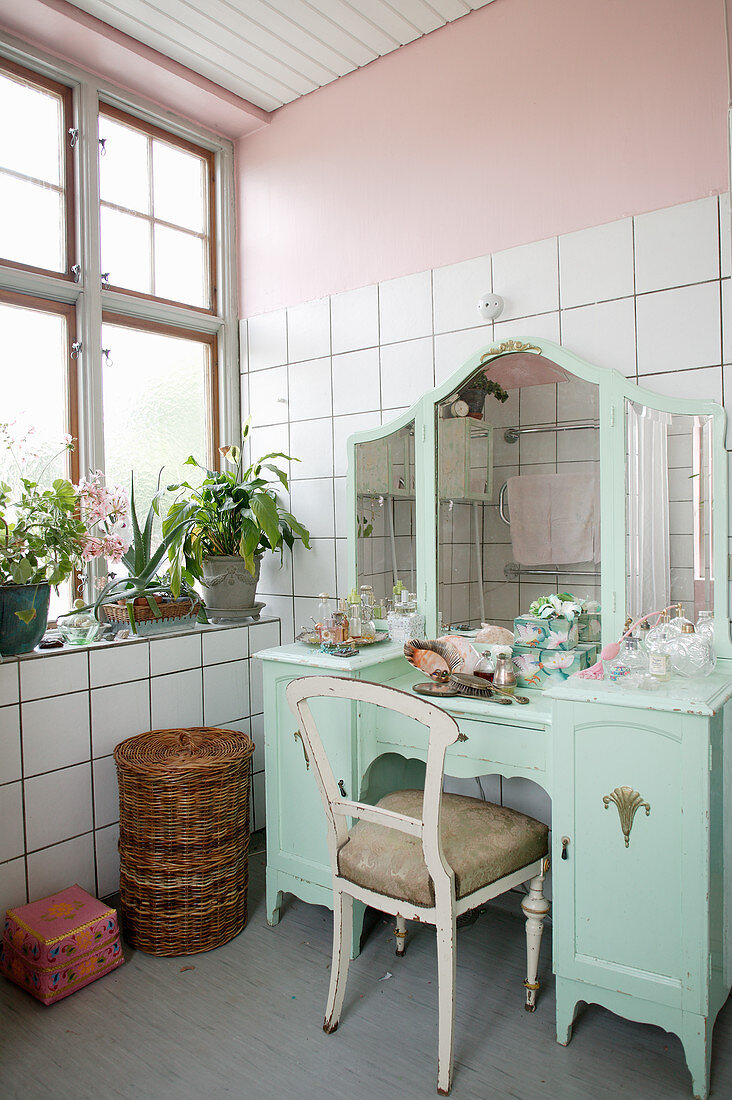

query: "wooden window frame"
(0, 287), (79, 486)
(0, 57), (76, 282)
(101, 310), (220, 470)
(99, 104), (217, 316)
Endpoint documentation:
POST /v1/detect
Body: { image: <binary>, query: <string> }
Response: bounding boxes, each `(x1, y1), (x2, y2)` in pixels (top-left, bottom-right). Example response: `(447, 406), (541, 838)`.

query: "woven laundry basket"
(114, 726), (254, 956)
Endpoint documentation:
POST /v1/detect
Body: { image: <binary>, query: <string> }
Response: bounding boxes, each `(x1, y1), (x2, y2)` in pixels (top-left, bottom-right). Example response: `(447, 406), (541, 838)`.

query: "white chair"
(287, 675), (551, 1096)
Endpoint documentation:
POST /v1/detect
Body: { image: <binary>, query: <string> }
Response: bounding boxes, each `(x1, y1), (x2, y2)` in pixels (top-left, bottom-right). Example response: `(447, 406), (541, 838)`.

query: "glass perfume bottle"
(695, 610), (715, 647)
(645, 610), (673, 681)
(473, 652), (494, 682)
(605, 636), (649, 682)
(332, 598), (349, 642)
(666, 623), (715, 678)
(668, 603), (694, 635)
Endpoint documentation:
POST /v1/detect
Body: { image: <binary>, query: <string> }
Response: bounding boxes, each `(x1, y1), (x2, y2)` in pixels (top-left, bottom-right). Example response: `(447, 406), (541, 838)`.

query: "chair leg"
(394, 915), (408, 957)
(435, 912), (457, 1095)
(521, 866), (550, 1012)
(324, 889), (353, 1034)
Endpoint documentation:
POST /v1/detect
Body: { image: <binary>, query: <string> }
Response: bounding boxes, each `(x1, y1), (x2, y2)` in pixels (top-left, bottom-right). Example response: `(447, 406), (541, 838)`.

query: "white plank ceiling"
(63, 0), (496, 112)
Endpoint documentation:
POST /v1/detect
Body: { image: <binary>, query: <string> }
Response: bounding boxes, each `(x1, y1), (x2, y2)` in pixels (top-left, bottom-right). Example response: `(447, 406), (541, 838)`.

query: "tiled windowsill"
(1, 615), (280, 664)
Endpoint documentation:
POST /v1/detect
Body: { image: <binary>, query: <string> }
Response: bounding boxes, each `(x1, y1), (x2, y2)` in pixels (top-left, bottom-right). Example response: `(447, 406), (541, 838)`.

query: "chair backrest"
(286, 675), (462, 901)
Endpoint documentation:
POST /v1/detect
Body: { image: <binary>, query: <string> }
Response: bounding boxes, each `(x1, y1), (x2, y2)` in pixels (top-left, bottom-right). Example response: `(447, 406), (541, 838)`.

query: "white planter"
(201, 554), (264, 623)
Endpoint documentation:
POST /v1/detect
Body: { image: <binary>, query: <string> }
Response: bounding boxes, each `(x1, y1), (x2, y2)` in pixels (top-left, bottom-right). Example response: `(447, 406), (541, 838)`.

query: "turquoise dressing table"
(259, 338), (732, 1099)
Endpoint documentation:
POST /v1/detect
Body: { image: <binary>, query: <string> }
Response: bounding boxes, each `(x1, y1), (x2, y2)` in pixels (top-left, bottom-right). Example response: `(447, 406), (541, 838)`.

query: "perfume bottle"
(333, 598), (349, 642)
(695, 610), (715, 648)
(473, 652), (494, 682)
(606, 636), (649, 681)
(668, 603), (694, 635)
(666, 623), (715, 678)
(645, 610), (673, 681)
(492, 655), (517, 694)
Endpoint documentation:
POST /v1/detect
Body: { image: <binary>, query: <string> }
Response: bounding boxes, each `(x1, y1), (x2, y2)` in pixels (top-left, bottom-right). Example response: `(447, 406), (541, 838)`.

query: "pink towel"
(507, 472), (599, 565)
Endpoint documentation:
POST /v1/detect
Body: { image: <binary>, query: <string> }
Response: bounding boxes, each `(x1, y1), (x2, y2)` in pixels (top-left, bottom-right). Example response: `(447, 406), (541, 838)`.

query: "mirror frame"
(347, 337), (730, 659)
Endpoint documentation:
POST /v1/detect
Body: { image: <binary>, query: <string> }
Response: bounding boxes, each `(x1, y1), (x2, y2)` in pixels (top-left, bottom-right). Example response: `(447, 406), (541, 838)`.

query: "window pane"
(100, 207), (152, 294)
(99, 115), (150, 215)
(154, 225), (206, 307)
(0, 175), (63, 272)
(101, 323), (211, 527)
(0, 71), (62, 186)
(153, 140), (206, 232)
(0, 299), (72, 619)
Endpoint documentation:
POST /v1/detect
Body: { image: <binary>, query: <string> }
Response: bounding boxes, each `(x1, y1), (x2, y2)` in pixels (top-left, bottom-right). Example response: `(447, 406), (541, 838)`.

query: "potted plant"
(458, 373), (509, 418)
(0, 425), (88, 654)
(163, 422), (311, 622)
(90, 479), (201, 635)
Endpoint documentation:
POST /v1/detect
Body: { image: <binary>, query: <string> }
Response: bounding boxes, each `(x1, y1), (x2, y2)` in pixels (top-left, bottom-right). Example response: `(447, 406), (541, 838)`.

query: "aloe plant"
(91, 479), (199, 632)
(163, 420), (311, 596)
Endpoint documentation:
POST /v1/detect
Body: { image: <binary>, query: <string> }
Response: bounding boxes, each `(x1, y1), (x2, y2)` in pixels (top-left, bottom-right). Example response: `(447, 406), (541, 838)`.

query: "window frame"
(0, 34), (240, 609)
(98, 102), (218, 316)
(0, 56), (77, 282)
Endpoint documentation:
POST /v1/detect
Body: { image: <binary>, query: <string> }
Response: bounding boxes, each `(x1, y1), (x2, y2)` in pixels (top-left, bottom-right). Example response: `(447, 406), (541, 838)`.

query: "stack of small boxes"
(511, 609), (601, 690)
(0, 885), (124, 1005)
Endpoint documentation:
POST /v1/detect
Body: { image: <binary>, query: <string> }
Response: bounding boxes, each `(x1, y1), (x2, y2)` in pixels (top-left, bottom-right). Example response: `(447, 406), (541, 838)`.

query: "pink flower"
(81, 536), (103, 562)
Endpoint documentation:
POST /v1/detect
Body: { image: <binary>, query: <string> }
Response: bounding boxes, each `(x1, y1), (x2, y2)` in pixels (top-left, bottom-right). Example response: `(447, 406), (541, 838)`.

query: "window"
(99, 106), (216, 311)
(0, 49), (237, 618)
(0, 59), (75, 278)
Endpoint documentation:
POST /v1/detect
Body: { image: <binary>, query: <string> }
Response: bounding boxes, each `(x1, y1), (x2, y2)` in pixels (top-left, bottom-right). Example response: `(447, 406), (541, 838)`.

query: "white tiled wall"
(242, 193), (731, 650)
(0, 618), (280, 915)
(242, 192), (730, 833)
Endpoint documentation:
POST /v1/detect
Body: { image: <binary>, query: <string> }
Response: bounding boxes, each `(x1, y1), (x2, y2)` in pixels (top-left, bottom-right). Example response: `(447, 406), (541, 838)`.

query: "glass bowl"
(57, 612), (101, 646)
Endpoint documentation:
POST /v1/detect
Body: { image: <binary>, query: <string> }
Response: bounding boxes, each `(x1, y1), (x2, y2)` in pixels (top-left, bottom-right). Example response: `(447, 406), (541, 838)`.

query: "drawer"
(374, 710), (546, 773)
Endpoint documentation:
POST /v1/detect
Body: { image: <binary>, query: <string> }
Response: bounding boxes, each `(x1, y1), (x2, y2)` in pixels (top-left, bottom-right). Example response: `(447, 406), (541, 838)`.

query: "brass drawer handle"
(294, 729), (310, 770)
(603, 786), (650, 847)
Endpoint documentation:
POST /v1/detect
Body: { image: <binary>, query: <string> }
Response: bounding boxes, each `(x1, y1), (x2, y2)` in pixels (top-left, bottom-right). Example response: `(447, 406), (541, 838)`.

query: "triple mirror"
(350, 339), (725, 651)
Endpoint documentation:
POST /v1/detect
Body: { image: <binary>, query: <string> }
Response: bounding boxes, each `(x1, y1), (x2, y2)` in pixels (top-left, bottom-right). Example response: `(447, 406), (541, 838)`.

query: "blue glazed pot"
(0, 583), (51, 655)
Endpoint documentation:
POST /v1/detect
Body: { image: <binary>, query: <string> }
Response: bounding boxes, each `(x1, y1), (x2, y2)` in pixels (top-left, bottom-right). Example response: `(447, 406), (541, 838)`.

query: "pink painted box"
(0, 884), (124, 1005)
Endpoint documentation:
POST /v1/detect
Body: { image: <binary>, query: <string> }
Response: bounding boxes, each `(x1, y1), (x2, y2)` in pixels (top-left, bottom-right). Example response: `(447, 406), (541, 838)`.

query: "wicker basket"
(104, 597), (200, 625)
(114, 726), (254, 956)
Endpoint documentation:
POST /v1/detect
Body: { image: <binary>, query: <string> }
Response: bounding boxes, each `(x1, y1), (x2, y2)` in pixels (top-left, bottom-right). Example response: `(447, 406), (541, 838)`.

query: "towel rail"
(504, 562), (600, 580)
(504, 419), (599, 444)
(498, 480), (511, 526)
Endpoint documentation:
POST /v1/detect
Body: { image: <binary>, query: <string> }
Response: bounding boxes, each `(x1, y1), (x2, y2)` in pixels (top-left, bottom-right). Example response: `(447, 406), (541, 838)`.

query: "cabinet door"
(268, 669), (355, 875)
(553, 701), (710, 1013)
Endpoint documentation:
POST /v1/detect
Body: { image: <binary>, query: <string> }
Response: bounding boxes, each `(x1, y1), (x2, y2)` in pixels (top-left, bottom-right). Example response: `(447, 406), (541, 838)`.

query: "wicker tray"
(104, 597), (200, 625)
(114, 726), (254, 956)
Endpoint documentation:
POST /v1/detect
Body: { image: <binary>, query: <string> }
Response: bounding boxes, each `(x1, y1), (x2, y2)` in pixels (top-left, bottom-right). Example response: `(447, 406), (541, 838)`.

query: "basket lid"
(113, 727), (254, 772)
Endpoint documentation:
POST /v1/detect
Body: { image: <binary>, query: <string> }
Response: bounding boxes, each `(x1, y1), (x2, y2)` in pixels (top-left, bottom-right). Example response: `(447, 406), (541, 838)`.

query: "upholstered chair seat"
(338, 790), (549, 908)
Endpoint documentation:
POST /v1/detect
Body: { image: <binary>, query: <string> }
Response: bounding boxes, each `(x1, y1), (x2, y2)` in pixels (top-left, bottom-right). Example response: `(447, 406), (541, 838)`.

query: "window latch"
(101, 272), (110, 288)
(98, 137), (107, 156)
(70, 341), (82, 359)
(71, 264), (82, 283)
(68, 127), (79, 148)
(102, 348), (113, 367)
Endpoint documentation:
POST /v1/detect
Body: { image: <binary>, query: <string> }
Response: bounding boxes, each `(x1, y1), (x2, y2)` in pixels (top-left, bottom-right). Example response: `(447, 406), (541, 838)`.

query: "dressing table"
(258, 338), (732, 1099)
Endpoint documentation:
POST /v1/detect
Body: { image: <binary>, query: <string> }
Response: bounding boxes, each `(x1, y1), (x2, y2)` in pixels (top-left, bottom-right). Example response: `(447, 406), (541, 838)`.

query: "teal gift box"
(577, 611), (602, 643)
(511, 642), (597, 690)
(513, 615), (579, 651)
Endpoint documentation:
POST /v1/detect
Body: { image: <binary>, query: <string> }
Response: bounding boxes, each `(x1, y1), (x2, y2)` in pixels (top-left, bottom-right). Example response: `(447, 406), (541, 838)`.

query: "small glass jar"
(473, 653), (494, 682)
(605, 637), (648, 682)
(645, 610), (673, 681)
(695, 610), (715, 646)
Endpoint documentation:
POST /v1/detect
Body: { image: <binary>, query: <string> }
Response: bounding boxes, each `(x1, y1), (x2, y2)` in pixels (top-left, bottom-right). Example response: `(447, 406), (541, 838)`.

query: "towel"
(507, 472), (600, 565)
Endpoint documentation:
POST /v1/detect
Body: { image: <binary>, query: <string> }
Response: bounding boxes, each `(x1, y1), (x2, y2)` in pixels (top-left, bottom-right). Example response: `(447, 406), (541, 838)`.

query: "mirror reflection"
(355, 420), (416, 604)
(436, 351), (601, 631)
(626, 401), (713, 621)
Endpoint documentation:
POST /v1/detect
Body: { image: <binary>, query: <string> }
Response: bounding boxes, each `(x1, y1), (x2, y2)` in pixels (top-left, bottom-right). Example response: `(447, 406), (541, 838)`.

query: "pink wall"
(0, 0), (268, 140)
(237, 0), (729, 317)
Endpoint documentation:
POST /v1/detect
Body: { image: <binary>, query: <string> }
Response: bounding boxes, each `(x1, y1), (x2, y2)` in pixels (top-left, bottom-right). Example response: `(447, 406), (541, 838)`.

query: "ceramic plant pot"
(0, 583), (51, 655)
(201, 554), (264, 623)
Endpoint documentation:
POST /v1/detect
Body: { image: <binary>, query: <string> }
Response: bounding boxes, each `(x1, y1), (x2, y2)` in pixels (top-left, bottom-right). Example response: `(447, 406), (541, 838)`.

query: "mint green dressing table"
(259, 338), (732, 1098)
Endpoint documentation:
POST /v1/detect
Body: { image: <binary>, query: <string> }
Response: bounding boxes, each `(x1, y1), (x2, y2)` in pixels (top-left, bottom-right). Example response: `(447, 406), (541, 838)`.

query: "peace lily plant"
(163, 421), (311, 621)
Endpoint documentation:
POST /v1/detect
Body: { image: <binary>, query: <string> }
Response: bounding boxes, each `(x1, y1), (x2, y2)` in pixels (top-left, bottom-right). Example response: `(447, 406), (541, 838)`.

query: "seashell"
(474, 623), (515, 645)
(404, 639), (463, 679)
(437, 634), (482, 674)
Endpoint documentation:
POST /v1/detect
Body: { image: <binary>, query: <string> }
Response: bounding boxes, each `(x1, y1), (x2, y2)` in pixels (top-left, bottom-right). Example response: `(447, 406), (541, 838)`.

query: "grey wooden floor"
(2, 839), (732, 1100)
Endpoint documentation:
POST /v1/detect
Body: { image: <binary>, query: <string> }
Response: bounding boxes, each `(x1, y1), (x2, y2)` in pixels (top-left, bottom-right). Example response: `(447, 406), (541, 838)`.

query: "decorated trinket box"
(511, 642), (597, 689)
(0, 884), (124, 1005)
(577, 610), (602, 643)
(513, 615), (579, 651)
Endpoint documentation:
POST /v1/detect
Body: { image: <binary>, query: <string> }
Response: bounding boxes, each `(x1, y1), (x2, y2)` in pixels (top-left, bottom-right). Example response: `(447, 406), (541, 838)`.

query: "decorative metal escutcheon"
(603, 786), (651, 848)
